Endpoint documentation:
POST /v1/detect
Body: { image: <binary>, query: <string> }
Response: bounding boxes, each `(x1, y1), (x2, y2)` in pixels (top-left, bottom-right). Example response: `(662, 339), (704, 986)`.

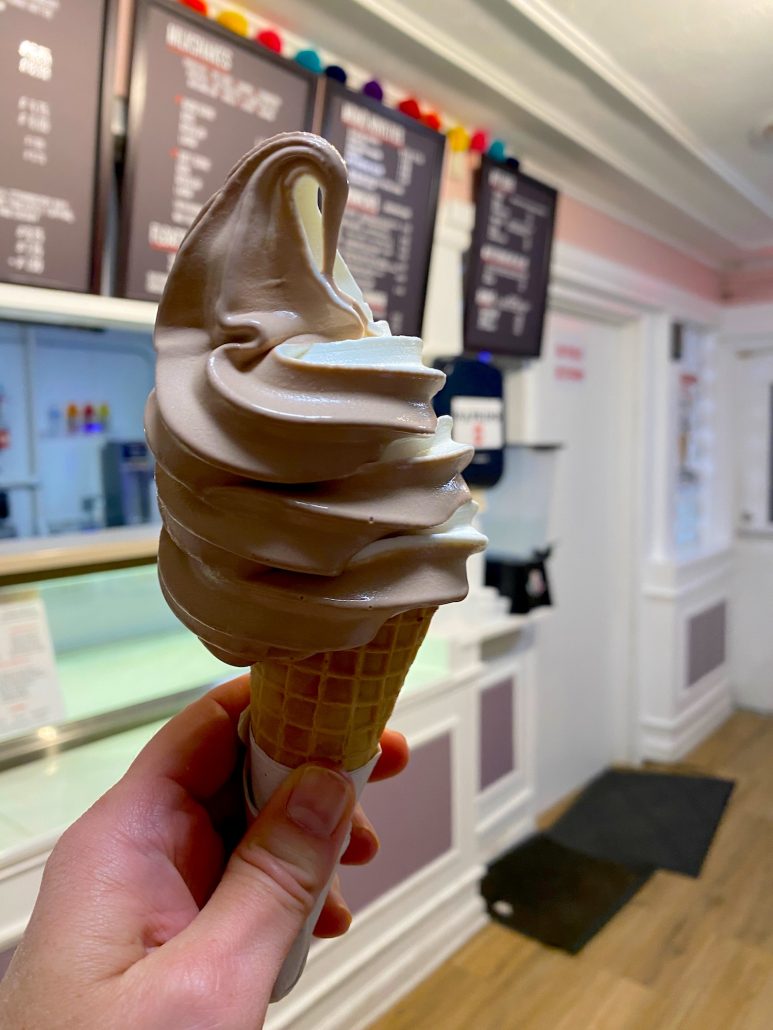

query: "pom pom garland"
(295, 48), (324, 74)
(447, 125), (471, 152)
(362, 79), (384, 101)
(487, 139), (507, 161)
(256, 29), (282, 53)
(397, 97), (422, 120)
(173, 5), (517, 159)
(216, 10), (248, 35)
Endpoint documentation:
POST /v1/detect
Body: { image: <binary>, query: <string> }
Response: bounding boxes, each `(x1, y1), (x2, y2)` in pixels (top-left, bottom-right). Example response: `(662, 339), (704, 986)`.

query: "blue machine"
(432, 355), (505, 489)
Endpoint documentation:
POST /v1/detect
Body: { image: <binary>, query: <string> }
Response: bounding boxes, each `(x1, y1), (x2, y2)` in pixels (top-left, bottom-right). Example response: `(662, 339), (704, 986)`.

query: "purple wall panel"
(479, 678), (515, 791)
(340, 733), (453, 915)
(687, 602), (727, 687)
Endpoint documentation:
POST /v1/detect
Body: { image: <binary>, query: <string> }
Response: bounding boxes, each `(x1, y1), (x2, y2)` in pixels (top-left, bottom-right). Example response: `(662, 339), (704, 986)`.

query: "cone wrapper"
(244, 732), (380, 1002)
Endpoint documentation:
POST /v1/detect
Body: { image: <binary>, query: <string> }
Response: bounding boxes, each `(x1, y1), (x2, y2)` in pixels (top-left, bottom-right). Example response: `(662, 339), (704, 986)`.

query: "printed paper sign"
(0, 592), (64, 742)
(450, 396), (504, 449)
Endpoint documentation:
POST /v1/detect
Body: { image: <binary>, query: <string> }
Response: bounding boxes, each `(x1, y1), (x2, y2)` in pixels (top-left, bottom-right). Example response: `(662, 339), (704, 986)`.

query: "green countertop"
(58, 630), (236, 722)
(0, 631), (450, 863)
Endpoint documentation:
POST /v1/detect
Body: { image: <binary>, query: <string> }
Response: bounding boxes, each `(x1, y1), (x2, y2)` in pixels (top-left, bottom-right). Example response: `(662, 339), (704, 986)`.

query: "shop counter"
(0, 541), (539, 1027)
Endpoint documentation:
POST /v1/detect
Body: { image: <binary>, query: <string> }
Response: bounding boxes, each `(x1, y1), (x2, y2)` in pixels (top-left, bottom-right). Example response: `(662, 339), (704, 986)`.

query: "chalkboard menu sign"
(0, 0), (112, 292)
(321, 82), (444, 338)
(118, 0), (316, 302)
(465, 157), (557, 359)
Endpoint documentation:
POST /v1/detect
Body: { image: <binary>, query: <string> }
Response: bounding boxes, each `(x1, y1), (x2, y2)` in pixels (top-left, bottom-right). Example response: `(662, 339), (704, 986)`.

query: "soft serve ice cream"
(146, 132), (485, 665)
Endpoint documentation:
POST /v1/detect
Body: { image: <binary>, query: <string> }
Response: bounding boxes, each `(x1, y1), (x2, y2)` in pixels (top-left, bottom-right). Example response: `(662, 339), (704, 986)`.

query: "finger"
(341, 804), (379, 865)
(313, 875), (351, 938)
(180, 763), (355, 987)
(126, 675), (249, 800)
(369, 729), (409, 782)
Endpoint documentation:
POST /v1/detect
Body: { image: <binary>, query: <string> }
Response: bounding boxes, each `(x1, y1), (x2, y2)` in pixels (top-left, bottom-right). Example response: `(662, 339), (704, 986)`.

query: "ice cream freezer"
(0, 535), (537, 1027)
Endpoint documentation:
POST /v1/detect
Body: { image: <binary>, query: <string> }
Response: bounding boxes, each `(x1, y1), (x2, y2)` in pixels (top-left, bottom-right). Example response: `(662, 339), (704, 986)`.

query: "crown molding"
(505, 0), (773, 221)
(345, 0), (753, 250)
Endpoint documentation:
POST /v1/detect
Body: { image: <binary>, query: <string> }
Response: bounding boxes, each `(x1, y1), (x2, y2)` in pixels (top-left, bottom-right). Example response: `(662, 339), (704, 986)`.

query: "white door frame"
(546, 241), (722, 763)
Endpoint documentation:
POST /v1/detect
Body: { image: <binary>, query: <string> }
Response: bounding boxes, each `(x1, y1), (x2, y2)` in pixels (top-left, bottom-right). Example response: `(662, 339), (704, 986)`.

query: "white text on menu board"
(474, 168), (549, 338)
(339, 101), (426, 334)
(2, 8), (70, 278)
(144, 20), (284, 296)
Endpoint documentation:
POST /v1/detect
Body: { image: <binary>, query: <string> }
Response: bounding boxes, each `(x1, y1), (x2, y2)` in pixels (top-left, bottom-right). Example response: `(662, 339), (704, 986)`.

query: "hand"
(0, 675), (408, 1029)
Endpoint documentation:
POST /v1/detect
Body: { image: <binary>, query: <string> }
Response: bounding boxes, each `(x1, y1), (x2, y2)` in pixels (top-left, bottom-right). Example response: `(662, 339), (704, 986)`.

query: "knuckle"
(232, 839), (317, 922)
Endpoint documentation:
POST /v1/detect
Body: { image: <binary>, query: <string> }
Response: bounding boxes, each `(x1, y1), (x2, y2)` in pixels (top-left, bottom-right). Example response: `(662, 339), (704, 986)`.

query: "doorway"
(527, 309), (637, 811)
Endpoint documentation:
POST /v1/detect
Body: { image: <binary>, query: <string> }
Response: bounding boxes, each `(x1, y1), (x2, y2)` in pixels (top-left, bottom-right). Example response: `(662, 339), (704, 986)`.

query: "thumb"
(184, 764), (355, 984)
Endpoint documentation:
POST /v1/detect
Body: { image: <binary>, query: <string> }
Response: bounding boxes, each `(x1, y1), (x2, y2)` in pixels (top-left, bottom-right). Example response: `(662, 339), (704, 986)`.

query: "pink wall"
(721, 250), (773, 305)
(441, 155), (723, 302)
(554, 194), (723, 302)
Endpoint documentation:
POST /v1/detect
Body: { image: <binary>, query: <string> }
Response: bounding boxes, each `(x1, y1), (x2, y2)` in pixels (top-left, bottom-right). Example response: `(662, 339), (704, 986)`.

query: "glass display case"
(0, 548), (235, 768)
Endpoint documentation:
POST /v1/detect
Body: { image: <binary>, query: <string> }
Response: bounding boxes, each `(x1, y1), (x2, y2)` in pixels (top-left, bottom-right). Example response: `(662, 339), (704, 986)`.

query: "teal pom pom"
(488, 139), (507, 162)
(295, 48), (323, 74)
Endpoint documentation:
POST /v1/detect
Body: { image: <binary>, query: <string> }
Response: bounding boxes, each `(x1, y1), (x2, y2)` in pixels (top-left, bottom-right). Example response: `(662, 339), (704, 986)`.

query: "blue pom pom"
(488, 139), (507, 162)
(295, 48), (323, 74)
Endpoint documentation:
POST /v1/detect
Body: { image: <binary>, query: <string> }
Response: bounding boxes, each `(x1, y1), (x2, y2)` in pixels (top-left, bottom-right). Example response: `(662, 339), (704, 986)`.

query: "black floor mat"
(547, 768), (734, 878)
(481, 835), (652, 953)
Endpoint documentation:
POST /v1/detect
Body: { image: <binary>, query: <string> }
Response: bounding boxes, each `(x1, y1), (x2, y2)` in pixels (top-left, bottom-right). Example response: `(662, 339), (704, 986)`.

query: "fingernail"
(287, 766), (351, 837)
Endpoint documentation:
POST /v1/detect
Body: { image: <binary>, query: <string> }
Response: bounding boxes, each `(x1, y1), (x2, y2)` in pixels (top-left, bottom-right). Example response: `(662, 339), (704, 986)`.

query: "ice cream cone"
(250, 606), (436, 772)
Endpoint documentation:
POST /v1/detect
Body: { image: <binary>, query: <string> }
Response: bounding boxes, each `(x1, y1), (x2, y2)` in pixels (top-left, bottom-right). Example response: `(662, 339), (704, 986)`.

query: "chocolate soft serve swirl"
(146, 132), (485, 665)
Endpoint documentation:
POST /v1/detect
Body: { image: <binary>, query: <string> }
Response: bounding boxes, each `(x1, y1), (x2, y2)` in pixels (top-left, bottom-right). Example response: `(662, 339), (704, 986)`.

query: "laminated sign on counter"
(0, 591), (64, 742)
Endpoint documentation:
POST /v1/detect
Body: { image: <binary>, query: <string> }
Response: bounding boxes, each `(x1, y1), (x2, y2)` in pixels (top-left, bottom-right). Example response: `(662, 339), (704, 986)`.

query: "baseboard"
(477, 793), (536, 865)
(266, 872), (486, 1030)
(640, 678), (733, 761)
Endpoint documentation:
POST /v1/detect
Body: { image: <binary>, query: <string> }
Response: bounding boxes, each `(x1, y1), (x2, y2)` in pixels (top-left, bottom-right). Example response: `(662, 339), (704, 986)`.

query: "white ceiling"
(245, 0), (773, 265)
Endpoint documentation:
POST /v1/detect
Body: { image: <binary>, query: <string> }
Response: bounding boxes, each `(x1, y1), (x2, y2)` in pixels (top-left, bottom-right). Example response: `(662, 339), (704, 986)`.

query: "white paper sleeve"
(244, 731), (380, 1002)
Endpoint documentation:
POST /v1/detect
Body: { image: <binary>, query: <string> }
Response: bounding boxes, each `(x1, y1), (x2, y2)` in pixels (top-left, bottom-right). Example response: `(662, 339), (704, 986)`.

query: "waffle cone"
(250, 607), (436, 771)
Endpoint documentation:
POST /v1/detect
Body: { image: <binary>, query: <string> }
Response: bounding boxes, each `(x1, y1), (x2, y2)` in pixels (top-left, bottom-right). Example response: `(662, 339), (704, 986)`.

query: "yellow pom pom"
(217, 10), (249, 35)
(447, 125), (471, 153)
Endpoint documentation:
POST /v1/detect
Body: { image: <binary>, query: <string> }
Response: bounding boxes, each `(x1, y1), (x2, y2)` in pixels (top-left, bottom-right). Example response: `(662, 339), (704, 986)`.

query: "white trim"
(525, 161), (724, 273)
(506, 0), (773, 220)
(721, 302), (773, 337)
(640, 677), (733, 761)
(0, 284), (156, 331)
(477, 797), (535, 867)
(346, 0), (752, 250)
(266, 870), (486, 1030)
(551, 242), (721, 325)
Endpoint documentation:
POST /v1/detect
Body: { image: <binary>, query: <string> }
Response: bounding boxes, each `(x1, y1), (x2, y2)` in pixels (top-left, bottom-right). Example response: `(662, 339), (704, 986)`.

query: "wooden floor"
(370, 711), (773, 1030)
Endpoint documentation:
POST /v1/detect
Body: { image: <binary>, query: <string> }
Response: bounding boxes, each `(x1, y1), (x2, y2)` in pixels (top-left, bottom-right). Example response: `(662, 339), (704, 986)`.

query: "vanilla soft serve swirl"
(146, 132), (485, 664)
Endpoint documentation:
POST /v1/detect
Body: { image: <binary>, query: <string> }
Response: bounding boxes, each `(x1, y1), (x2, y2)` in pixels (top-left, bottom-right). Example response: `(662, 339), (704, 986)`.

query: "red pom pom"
(470, 130), (488, 153)
(398, 97), (422, 120)
(256, 29), (282, 53)
(179, 0), (207, 13)
(422, 111), (442, 132)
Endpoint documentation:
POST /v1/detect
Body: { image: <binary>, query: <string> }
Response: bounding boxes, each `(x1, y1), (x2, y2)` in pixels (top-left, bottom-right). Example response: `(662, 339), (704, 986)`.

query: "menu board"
(465, 157), (557, 359)
(321, 82), (444, 338)
(118, 0), (316, 302)
(0, 0), (111, 292)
